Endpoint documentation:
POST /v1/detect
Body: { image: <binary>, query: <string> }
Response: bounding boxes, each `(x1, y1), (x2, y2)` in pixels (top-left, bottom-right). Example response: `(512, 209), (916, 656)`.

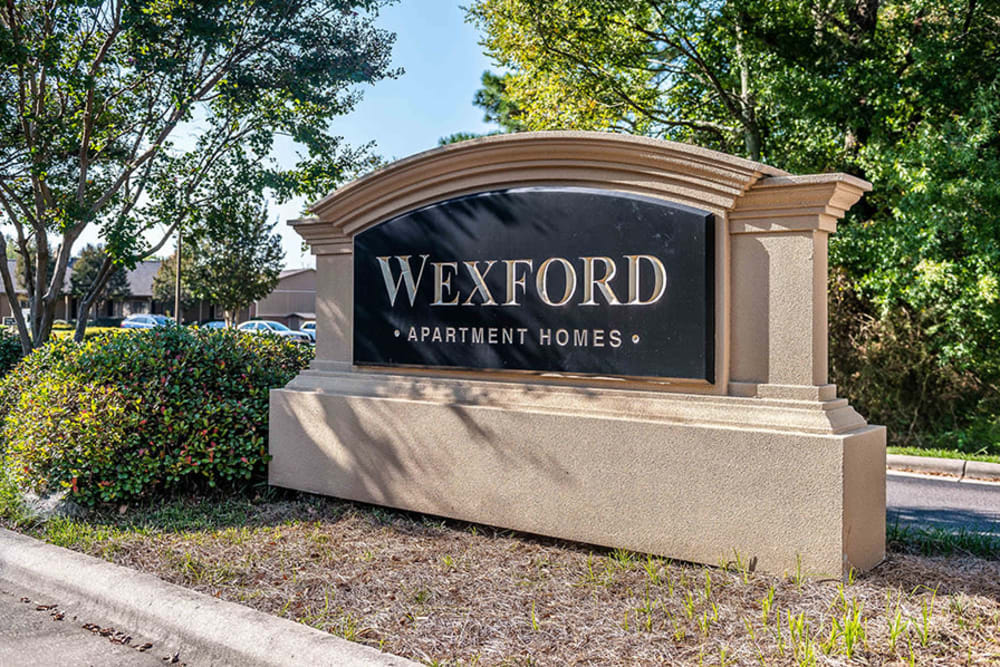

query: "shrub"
(829, 268), (999, 453)
(51, 326), (123, 341)
(0, 327), (23, 378)
(0, 327), (312, 506)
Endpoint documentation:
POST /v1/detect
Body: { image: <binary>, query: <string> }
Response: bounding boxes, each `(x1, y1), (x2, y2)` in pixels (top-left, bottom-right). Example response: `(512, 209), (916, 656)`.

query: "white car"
(237, 320), (312, 344)
(300, 321), (316, 342)
(121, 314), (174, 329)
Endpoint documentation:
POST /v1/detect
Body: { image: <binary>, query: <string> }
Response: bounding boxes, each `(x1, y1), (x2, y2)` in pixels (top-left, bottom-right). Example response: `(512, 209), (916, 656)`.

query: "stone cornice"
(294, 131), (789, 254)
(729, 174), (872, 235)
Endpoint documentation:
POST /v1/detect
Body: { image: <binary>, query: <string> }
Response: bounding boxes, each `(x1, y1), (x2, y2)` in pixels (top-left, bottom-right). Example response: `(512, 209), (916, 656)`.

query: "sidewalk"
(0, 528), (417, 667)
(887, 454), (1000, 482)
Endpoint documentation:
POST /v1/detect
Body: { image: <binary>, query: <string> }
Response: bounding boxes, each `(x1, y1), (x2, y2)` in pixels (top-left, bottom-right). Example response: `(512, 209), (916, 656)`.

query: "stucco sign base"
(270, 369), (885, 579)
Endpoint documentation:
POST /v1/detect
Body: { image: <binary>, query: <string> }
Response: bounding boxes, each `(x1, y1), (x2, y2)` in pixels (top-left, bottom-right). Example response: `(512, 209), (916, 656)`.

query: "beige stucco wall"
(271, 131), (886, 578)
(255, 269), (317, 320)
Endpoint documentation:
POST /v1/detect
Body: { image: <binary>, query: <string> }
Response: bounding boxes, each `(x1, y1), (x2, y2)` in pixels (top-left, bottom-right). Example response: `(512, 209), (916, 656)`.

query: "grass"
(887, 445), (1000, 465)
(2, 491), (998, 665)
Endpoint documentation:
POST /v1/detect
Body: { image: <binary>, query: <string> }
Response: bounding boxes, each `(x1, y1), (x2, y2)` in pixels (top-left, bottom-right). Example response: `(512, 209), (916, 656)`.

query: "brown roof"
(5, 258), (161, 297)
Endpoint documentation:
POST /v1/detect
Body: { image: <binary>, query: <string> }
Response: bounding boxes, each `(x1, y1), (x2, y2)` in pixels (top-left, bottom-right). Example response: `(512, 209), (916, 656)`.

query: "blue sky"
(275, 1), (497, 268)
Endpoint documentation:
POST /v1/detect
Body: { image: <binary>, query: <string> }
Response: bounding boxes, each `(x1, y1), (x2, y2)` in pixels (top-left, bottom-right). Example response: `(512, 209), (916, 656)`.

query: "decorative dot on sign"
(632, 334), (640, 344)
(394, 329), (400, 337)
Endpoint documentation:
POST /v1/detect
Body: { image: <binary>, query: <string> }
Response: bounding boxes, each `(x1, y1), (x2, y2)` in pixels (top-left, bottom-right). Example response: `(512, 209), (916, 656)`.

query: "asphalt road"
(0, 580), (184, 667)
(887, 471), (1000, 535)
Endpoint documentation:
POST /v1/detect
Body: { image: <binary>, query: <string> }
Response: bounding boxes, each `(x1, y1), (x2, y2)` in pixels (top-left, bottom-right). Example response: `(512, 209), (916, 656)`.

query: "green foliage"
(438, 131), (500, 146)
(0, 328), (24, 377)
(438, 71), (524, 144)
(151, 251), (196, 314)
(474, 71), (526, 133)
(69, 244), (131, 303)
(185, 193), (284, 326)
(51, 327), (122, 341)
(0, 328), (312, 506)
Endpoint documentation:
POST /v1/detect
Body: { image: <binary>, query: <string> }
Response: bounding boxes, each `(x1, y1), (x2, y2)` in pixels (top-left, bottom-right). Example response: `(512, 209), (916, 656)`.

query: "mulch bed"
(28, 496), (1000, 665)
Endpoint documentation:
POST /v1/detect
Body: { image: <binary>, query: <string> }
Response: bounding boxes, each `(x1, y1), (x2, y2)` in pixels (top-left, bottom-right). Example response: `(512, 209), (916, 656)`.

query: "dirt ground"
(23, 495), (1000, 665)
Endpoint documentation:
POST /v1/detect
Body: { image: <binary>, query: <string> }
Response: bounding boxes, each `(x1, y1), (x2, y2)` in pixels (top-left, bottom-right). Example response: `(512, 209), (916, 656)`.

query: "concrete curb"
(887, 454), (1000, 482)
(0, 528), (418, 667)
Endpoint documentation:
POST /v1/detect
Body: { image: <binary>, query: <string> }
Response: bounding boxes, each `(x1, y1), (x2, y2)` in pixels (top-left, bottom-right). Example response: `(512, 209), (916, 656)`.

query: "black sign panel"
(353, 187), (714, 381)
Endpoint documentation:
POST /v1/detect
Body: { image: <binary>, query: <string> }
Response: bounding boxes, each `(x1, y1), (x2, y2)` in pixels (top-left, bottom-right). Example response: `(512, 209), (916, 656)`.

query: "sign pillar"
(728, 175), (870, 398)
(308, 235), (353, 370)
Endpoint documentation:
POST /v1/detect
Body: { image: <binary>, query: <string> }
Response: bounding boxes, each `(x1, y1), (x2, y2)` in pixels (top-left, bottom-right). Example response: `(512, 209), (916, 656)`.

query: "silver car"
(121, 314), (174, 329)
(237, 320), (312, 344)
(299, 321), (316, 342)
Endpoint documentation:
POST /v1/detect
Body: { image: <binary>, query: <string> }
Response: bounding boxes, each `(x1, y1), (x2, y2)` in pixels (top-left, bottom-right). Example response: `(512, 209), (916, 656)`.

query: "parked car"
(299, 321), (316, 342)
(121, 314), (174, 329)
(236, 320), (312, 344)
(191, 320), (227, 329)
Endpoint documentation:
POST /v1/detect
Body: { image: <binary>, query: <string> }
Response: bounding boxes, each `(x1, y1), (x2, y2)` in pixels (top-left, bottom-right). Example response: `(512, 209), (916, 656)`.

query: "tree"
(468, 1), (768, 157)
(186, 194), (284, 327)
(470, 0), (1000, 445)
(151, 252), (196, 317)
(439, 71), (525, 145)
(69, 243), (130, 320)
(0, 1), (398, 351)
(438, 131), (495, 146)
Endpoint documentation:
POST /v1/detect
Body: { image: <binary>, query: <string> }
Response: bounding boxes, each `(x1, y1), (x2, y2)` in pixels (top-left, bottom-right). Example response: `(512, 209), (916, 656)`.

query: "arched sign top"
(293, 131), (790, 253)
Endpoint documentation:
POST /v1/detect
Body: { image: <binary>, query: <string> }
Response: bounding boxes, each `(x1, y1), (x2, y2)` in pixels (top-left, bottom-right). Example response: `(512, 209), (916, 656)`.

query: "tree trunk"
(0, 240), (33, 355)
(73, 298), (92, 342)
(735, 22), (762, 162)
(73, 256), (117, 343)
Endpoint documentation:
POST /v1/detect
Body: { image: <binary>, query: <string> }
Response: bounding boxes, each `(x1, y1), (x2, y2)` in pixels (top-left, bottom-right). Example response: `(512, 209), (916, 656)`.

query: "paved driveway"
(887, 471), (1000, 535)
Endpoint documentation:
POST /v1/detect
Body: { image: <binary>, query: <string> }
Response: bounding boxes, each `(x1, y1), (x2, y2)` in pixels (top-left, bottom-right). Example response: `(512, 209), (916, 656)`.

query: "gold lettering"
(536, 257), (577, 306)
(580, 256), (621, 306)
(431, 262), (460, 306)
(376, 255), (429, 307)
(462, 260), (498, 306)
(625, 254), (667, 305)
(503, 259), (533, 306)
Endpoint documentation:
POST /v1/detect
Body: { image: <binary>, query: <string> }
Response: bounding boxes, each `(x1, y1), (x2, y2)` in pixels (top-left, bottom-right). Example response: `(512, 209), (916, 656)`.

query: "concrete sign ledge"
(887, 454), (1000, 482)
(0, 528), (416, 667)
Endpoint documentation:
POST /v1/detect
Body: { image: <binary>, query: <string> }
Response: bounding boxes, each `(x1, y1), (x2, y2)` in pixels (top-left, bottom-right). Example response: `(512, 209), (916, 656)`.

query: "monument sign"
(270, 132), (886, 578)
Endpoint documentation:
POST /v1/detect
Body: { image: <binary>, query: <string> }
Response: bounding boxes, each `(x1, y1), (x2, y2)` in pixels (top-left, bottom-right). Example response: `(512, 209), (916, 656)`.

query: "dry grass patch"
(8, 494), (1000, 665)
